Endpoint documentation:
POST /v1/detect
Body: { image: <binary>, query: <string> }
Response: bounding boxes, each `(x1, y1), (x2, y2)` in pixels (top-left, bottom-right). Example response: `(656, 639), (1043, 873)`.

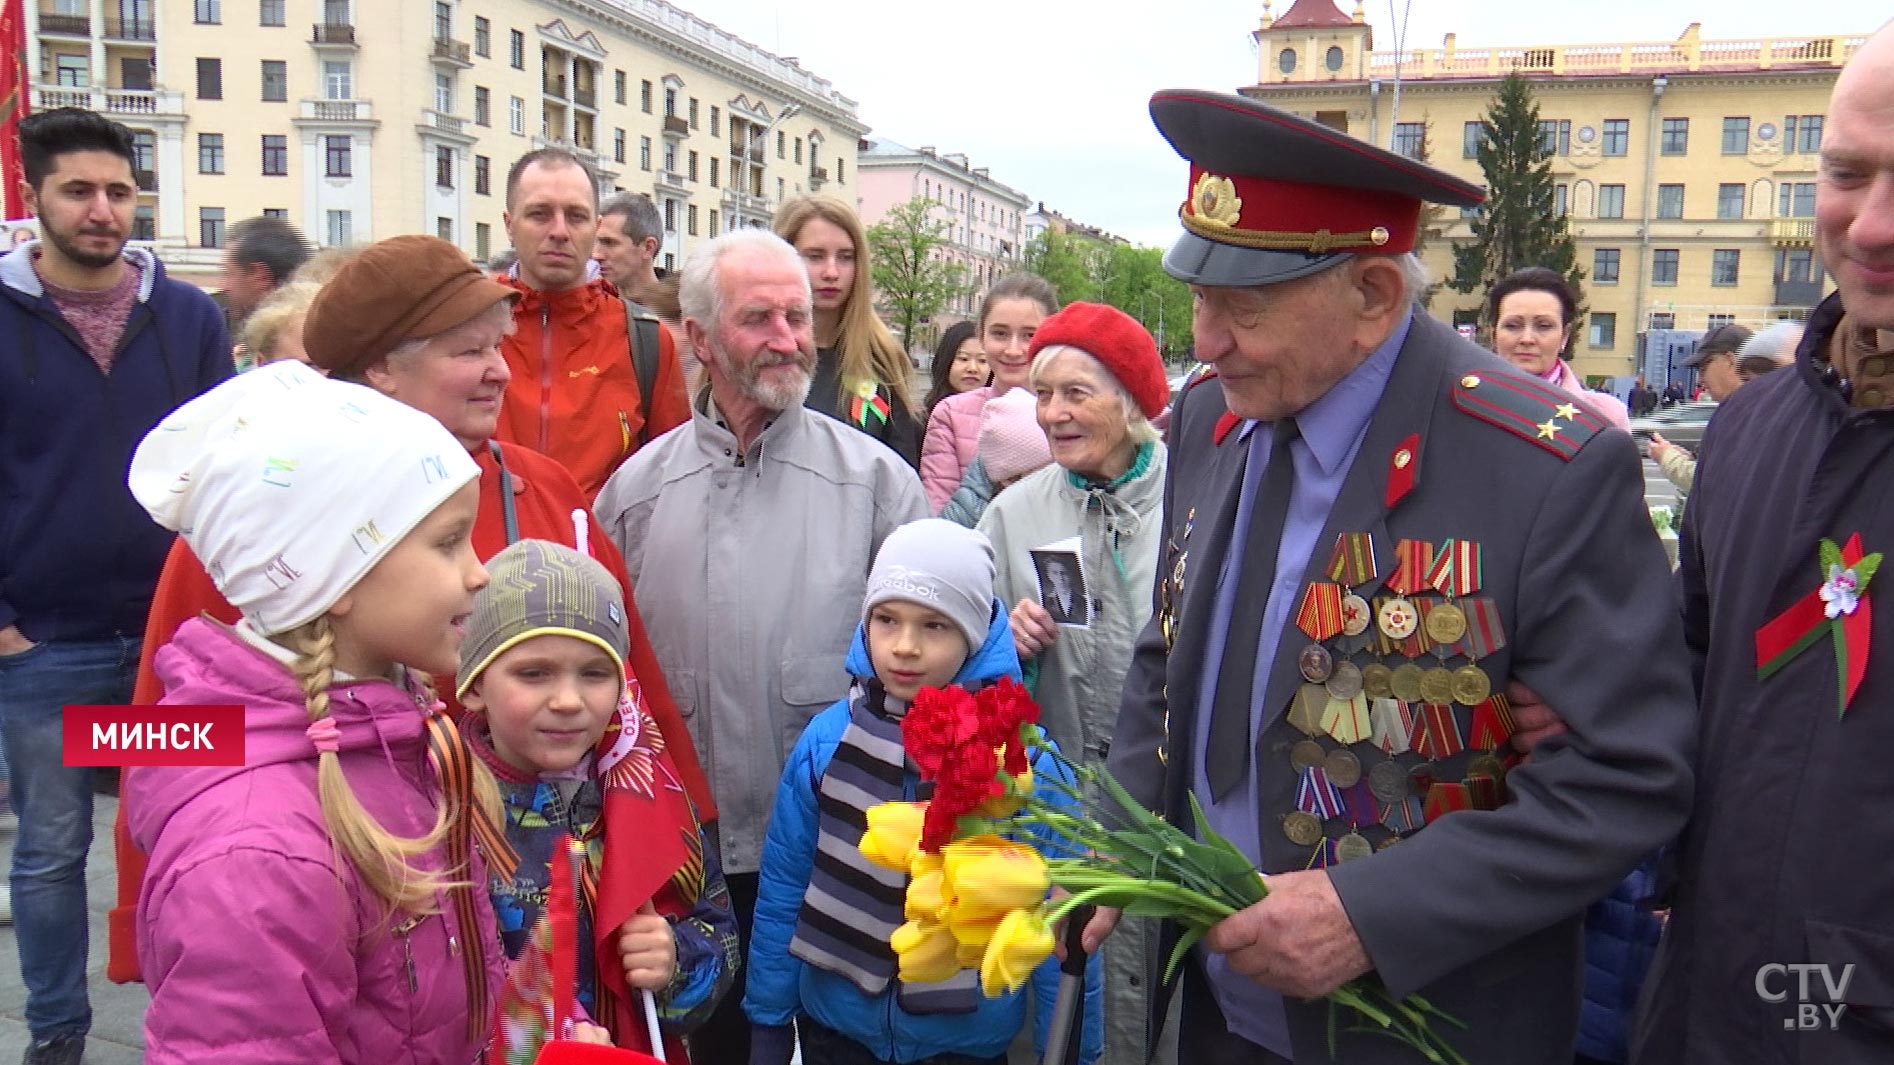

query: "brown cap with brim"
(302, 234), (518, 379)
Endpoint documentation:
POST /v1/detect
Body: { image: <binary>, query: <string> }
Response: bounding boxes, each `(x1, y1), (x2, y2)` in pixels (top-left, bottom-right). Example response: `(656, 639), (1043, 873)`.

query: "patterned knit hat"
(456, 538), (628, 698)
(862, 519), (996, 652)
(978, 387), (1053, 485)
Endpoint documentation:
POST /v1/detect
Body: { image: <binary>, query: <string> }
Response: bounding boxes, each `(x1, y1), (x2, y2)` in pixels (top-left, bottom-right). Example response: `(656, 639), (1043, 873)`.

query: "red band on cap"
(1182, 166), (1422, 255)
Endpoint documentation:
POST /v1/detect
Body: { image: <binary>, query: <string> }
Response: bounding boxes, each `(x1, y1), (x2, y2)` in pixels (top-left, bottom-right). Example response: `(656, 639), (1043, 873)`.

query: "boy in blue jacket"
(745, 519), (1101, 1065)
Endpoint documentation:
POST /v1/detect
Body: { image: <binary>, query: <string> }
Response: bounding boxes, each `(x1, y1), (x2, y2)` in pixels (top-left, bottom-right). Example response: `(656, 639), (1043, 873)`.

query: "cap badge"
(1191, 173), (1243, 228)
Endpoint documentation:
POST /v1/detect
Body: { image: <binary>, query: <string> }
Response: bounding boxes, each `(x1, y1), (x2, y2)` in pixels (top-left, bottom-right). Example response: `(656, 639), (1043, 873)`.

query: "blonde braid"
(279, 616), (454, 914)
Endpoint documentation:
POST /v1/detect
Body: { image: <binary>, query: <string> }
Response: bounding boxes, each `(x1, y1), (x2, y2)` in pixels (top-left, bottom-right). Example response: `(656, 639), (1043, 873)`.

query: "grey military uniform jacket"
(1109, 312), (1698, 1064)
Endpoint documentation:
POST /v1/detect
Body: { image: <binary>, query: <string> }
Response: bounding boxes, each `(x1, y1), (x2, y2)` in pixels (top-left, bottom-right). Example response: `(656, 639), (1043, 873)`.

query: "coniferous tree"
(1449, 72), (1584, 318)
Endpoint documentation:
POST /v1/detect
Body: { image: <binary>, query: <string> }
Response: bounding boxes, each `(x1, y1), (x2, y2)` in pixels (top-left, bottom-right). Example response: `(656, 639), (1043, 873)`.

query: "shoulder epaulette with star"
(1451, 370), (1606, 461)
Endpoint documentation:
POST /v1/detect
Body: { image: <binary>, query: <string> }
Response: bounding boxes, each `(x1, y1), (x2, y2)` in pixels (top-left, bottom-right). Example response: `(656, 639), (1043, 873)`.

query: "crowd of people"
(0, 19), (1888, 1065)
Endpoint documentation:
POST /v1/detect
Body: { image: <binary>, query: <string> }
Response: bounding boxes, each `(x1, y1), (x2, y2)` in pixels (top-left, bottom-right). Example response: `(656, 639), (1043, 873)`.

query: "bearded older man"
(594, 227), (926, 1065)
(1631, 23), (1894, 1065)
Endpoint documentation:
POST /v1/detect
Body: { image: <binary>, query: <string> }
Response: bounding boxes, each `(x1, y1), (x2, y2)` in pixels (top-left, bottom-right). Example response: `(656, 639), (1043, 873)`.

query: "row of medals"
(1280, 589), (1506, 862)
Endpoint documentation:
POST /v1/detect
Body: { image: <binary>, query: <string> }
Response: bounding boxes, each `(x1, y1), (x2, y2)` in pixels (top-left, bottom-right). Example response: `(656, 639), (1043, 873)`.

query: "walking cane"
(1041, 904), (1093, 1065)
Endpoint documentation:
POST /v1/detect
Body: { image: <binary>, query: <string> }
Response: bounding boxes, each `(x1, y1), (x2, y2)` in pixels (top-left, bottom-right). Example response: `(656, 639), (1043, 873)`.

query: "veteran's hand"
(1505, 680), (1570, 761)
(1053, 904), (1121, 961)
(1203, 870), (1371, 999)
(616, 901), (678, 991)
(1010, 598), (1059, 661)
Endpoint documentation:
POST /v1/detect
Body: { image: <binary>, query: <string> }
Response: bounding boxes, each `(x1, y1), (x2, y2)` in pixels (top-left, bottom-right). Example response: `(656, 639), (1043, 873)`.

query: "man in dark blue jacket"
(0, 107), (228, 1065)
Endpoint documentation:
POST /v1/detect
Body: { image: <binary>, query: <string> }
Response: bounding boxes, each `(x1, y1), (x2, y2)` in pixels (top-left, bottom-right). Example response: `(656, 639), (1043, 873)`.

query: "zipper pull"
(620, 410), (632, 455)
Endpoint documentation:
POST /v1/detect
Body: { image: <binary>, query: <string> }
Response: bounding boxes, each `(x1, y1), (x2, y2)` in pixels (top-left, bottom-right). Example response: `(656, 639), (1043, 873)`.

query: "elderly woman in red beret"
(974, 301), (1171, 1065)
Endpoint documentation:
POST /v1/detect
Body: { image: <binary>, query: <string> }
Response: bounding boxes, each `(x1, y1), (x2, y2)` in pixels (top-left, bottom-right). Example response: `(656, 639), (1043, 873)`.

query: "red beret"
(1027, 302), (1168, 420)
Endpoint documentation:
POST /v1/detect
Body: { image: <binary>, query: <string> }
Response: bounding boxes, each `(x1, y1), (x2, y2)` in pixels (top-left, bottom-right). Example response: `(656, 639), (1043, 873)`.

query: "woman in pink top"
(1488, 267), (1630, 429)
(919, 273), (1060, 510)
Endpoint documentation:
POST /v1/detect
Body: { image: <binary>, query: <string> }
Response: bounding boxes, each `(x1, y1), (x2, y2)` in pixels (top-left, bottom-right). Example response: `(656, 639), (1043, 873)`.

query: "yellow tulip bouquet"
(858, 678), (1469, 1065)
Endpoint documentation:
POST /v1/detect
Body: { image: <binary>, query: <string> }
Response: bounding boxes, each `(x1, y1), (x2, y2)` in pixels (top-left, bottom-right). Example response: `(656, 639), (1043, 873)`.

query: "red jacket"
(111, 440), (714, 983)
(495, 277), (691, 497)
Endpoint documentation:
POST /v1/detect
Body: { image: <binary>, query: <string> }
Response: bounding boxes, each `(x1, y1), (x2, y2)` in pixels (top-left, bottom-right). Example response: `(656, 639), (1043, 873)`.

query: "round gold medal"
(1335, 832), (1374, 863)
(1323, 749), (1363, 788)
(1282, 811), (1324, 847)
(1361, 662), (1394, 700)
(1451, 664), (1493, 706)
(1289, 740), (1327, 773)
(1289, 683), (1328, 736)
(1325, 660), (1364, 701)
(1341, 594), (1372, 637)
(1377, 597), (1419, 641)
(1390, 663), (1426, 703)
(1298, 643), (1334, 683)
(1419, 666), (1456, 706)
(1424, 601), (1468, 645)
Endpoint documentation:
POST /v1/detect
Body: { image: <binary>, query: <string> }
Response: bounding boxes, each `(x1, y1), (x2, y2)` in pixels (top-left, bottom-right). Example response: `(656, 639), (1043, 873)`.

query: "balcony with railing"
(543, 74), (567, 100)
(297, 97), (374, 123)
(33, 85), (183, 116)
(1360, 28), (1868, 82)
(662, 114), (689, 138)
(104, 17), (157, 40)
(39, 12), (89, 35)
(425, 110), (465, 135)
(655, 168), (689, 195)
(311, 22), (356, 47)
(1775, 278), (1824, 306)
(809, 166), (828, 188)
(430, 38), (472, 67)
(573, 84), (596, 109)
(1770, 217), (1816, 247)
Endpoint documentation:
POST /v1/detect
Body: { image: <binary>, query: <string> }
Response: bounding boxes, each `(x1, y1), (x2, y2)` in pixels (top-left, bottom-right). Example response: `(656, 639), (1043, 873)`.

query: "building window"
(1656, 184), (1684, 219)
(1778, 247), (1816, 285)
(777, 130), (786, 159)
(687, 203), (698, 236)
(196, 57), (222, 99)
(510, 96), (525, 135)
(710, 106), (720, 136)
(475, 154), (490, 196)
(509, 29), (524, 69)
(710, 157), (719, 188)
(1602, 118), (1629, 156)
(434, 73), (453, 114)
(1707, 313), (1736, 329)
(1326, 46), (1345, 72)
(1462, 120), (1484, 159)
(1593, 248), (1620, 285)
(1778, 182), (1816, 217)
(689, 97), (699, 128)
(1536, 118), (1570, 157)
(640, 136), (652, 171)
(663, 143), (677, 174)
(131, 130), (155, 175)
(613, 129), (625, 164)
(474, 16), (489, 57)
(475, 222), (490, 262)
(663, 199), (675, 233)
(195, 133), (224, 175)
(1652, 248), (1679, 286)
(195, 0), (220, 24)
(1721, 116), (1749, 154)
(1711, 249), (1740, 287)
(259, 0), (284, 26)
(614, 70), (626, 105)
(1660, 117), (1689, 155)
(794, 137), (802, 164)
(1598, 184), (1625, 219)
(51, 55), (89, 88)
(261, 134), (287, 176)
(1554, 184), (1569, 216)
(435, 146), (454, 188)
(433, 1), (450, 42)
(1650, 312), (1676, 330)
(1717, 183), (1745, 220)
(474, 86), (490, 126)
(1589, 312), (1616, 349)
(1278, 48), (1297, 75)
(641, 80), (652, 113)
(434, 217), (451, 243)
(199, 207), (226, 248)
(261, 59), (286, 101)
(325, 209), (351, 247)
(1786, 114), (1824, 154)
(709, 212), (719, 237)
(324, 135), (351, 178)
(323, 60), (351, 100)
(663, 87), (677, 118)
(836, 158), (844, 183)
(131, 204), (155, 240)
(687, 150), (698, 182)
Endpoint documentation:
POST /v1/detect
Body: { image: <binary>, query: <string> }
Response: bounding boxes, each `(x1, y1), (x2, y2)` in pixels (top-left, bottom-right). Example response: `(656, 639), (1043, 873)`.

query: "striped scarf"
(790, 681), (978, 1013)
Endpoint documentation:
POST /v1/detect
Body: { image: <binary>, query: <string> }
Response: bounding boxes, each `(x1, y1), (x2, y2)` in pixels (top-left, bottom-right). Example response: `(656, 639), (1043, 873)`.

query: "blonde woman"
(773, 195), (922, 467)
(237, 280), (320, 368)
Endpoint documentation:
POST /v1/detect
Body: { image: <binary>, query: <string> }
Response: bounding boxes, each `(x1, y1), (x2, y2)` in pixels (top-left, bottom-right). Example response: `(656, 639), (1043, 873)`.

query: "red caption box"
(63, 705), (245, 767)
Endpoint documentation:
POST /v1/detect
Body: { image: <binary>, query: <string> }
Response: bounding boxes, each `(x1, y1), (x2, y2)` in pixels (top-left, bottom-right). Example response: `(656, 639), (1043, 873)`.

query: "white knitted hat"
(129, 361), (480, 635)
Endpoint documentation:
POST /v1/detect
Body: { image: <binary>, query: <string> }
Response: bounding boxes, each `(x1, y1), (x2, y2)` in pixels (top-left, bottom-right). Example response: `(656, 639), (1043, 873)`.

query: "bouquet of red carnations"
(857, 677), (1468, 1065)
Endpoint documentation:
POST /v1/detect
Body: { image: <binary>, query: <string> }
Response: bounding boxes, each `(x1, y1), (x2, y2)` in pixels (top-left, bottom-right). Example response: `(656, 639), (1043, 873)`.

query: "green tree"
(866, 197), (969, 352)
(1448, 72), (1584, 318)
(1024, 234), (1194, 357)
(1022, 229), (1095, 307)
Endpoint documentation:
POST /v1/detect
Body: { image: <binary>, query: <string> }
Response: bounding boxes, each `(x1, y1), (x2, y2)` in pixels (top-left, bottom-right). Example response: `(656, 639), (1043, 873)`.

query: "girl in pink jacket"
(124, 362), (507, 1065)
(919, 274), (1060, 512)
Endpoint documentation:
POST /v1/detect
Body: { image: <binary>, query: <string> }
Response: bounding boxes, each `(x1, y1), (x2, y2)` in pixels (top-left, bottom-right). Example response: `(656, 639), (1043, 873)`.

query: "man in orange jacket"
(110, 235), (714, 984)
(496, 148), (691, 497)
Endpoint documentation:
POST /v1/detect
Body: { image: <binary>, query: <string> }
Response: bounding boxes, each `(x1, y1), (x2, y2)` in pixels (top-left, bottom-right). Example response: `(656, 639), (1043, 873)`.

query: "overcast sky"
(673, 0), (1888, 248)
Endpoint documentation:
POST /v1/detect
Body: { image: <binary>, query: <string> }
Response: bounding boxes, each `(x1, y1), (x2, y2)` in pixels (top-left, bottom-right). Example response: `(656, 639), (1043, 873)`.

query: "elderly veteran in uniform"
(1093, 90), (1697, 1064)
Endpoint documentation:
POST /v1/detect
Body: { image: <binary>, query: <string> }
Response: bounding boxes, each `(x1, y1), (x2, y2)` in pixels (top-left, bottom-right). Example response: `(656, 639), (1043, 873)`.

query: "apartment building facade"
(28, 0), (866, 282)
(856, 139), (1031, 321)
(1243, 0), (1860, 381)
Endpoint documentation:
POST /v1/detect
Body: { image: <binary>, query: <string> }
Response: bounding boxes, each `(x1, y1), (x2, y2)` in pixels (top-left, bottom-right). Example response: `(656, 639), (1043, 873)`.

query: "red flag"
(0, 0), (27, 221)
